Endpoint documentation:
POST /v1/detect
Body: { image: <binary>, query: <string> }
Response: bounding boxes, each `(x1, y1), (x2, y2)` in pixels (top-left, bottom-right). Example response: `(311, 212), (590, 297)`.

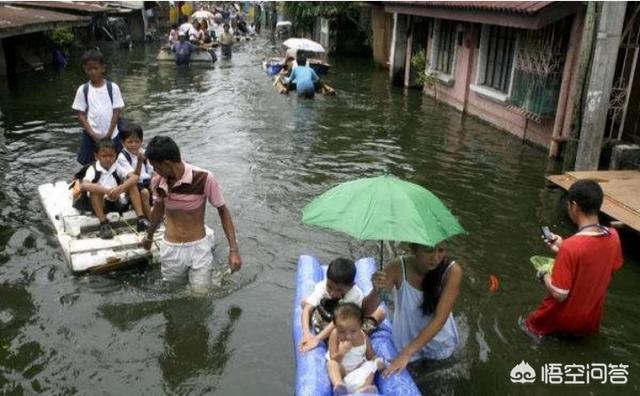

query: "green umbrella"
(301, 175), (466, 267)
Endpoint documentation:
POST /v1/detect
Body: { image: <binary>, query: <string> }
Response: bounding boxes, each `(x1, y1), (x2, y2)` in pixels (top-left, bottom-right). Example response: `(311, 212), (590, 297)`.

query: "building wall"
(416, 17), (579, 148)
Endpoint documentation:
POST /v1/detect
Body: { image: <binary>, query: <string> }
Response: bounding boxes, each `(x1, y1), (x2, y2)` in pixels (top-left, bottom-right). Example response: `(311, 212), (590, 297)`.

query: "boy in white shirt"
(74, 139), (149, 239)
(72, 50), (125, 165)
(116, 121), (154, 219)
(299, 258), (385, 353)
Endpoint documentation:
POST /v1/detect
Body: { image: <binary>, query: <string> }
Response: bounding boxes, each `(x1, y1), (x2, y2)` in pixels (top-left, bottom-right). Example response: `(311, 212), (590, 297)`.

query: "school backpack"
(121, 150), (150, 176)
(82, 81), (125, 131)
(69, 163), (122, 207)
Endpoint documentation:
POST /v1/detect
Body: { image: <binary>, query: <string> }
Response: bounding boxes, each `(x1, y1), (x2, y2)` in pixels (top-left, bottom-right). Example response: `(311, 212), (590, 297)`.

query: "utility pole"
(574, 2), (627, 171)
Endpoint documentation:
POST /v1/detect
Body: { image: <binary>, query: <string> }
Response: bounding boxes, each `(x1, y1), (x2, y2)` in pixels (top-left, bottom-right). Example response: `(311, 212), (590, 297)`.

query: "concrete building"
(0, 1), (151, 75)
(0, 3), (94, 75)
(381, 1), (585, 151)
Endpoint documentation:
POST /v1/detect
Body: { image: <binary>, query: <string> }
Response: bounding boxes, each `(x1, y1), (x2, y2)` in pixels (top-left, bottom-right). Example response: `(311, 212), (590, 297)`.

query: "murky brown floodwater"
(0, 37), (638, 395)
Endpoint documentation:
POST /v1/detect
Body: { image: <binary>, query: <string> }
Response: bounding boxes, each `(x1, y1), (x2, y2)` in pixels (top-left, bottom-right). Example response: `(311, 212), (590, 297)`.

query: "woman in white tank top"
(362, 242), (462, 376)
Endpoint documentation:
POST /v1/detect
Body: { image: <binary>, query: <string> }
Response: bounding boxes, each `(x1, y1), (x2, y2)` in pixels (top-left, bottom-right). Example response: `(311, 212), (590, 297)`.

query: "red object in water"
(489, 275), (499, 293)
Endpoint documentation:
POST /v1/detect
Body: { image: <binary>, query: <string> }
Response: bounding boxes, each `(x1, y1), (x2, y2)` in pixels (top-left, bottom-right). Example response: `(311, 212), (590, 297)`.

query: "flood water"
(0, 37), (639, 395)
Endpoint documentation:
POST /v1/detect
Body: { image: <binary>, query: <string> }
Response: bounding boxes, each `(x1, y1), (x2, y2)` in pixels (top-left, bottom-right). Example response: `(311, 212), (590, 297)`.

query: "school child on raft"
(72, 50), (125, 165)
(116, 121), (154, 219)
(74, 138), (150, 239)
(327, 303), (384, 395)
(299, 258), (385, 353)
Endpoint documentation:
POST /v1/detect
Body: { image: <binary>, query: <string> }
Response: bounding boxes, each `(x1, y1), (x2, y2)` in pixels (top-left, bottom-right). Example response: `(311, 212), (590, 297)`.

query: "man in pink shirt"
(141, 136), (241, 287)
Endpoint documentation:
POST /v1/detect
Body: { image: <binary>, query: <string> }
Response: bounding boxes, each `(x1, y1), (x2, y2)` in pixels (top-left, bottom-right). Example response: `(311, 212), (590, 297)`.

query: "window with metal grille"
(434, 21), (456, 74)
(482, 26), (517, 92)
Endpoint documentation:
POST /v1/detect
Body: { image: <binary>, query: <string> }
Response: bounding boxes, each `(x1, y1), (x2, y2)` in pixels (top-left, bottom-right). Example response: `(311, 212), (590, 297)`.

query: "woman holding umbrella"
(302, 175), (465, 376)
(362, 242), (461, 376)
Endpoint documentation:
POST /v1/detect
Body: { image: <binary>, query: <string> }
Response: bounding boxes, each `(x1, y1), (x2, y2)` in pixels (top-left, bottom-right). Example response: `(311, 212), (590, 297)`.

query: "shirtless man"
(141, 136), (241, 287)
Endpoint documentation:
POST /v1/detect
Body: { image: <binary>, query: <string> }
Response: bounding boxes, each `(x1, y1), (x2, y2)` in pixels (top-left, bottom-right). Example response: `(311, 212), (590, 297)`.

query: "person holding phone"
(525, 179), (623, 336)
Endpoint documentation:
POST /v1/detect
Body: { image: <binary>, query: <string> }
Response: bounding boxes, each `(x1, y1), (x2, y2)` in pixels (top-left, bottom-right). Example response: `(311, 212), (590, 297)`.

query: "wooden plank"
(68, 233), (146, 254)
(546, 171), (640, 232)
(87, 256), (150, 274)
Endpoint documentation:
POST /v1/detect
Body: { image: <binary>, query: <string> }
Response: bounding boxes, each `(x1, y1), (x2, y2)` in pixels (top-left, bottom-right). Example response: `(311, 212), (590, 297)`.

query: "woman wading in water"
(362, 243), (461, 376)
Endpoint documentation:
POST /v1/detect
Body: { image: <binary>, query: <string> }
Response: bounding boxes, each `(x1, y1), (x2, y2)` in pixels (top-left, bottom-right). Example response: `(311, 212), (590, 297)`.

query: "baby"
(327, 303), (384, 395)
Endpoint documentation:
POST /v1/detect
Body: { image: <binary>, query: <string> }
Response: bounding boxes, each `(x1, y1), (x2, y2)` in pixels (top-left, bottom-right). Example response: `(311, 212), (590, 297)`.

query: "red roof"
(395, 1), (554, 14)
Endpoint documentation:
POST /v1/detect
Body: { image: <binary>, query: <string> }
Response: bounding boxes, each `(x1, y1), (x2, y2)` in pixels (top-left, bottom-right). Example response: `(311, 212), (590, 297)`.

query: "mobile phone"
(540, 226), (557, 243)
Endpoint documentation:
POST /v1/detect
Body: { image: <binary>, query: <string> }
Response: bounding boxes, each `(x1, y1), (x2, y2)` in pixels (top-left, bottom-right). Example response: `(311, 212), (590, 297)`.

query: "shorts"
(160, 235), (214, 287)
(221, 44), (232, 58)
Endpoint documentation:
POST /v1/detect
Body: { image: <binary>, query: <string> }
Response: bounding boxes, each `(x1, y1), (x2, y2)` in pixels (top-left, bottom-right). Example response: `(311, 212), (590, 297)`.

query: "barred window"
(481, 26), (517, 92)
(434, 21), (456, 74)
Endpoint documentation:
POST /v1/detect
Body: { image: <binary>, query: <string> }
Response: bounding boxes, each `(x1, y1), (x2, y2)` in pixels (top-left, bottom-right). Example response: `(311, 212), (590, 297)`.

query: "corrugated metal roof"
(394, 1), (554, 15)
(0, 4), (90, 37)
(10, 1), (108, 14)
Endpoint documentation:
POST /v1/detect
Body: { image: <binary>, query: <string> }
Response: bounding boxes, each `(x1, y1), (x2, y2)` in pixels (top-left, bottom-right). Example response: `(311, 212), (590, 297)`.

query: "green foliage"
(49, 27), (74, 48)
(410, 48), (438, 88)
(282, 2), (359, 34)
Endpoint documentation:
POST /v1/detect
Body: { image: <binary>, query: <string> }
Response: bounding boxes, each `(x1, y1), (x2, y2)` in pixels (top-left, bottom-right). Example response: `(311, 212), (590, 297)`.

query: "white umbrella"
(192, 10), (214, 21)
(283, 38), (325, 54)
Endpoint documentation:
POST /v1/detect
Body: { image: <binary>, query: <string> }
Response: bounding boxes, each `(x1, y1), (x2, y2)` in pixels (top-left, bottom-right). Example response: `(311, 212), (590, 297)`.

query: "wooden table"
(547, 171), (640, 232)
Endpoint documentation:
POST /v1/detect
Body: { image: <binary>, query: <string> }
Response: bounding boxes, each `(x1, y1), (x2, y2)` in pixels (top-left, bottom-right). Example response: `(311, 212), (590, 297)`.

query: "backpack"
(121, 150), (150, 177)
(310, 297), (339, 334)
(83, 80), (114, 112)
(82, 81), (125, 132)
(69, 162), (122, 204)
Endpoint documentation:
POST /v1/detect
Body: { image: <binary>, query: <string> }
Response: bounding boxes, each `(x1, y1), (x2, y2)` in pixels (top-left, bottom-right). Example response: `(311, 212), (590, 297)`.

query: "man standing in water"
(172, 33), (198, 66)
(284, 53), (320, 98)
(141, 136), (241, 287)
(525, 180), (623, 336)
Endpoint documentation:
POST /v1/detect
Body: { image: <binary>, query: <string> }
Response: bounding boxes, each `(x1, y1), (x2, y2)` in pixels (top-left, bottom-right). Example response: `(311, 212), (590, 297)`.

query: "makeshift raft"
(293, 255), (420, 396)
(38, 181), (162, 274)
(156, 48), (216, 63)
(547, 170), (640, 232)
(39, 181), (215, 274)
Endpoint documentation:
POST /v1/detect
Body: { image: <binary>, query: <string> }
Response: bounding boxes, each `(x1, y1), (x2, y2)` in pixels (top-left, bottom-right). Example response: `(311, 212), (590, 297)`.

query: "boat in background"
(263, 57), (284, 76)
(156, 47), (217, 63)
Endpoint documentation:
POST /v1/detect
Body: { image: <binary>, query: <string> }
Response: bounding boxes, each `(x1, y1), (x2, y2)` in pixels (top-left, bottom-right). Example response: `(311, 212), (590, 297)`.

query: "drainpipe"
(562, 2), (598, 171)
(549, 11), (584, 158)
(462, 25), (476, 115)
(389, 13), (398, 80)
(404, 16), (413, 88)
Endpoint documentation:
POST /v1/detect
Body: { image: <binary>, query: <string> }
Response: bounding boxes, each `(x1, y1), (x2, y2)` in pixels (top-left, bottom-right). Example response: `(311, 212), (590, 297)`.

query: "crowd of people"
(165, 9), (257, 65)
(70, 34), (625, 393)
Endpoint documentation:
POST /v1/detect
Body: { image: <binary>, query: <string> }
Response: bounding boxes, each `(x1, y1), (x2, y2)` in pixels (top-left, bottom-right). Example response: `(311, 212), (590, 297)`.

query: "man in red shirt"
(525, 179), (623, 336)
